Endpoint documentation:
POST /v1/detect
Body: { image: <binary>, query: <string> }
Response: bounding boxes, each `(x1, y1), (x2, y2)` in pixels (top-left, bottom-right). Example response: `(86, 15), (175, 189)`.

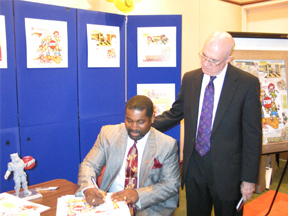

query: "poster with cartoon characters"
(137, 27), (177, 67)
(87, 24), (120, 68)
(233, 60), (288, 143)
(25, 18), (68, 68)
(0, 15), (8, 69)
(137, 83), (175, 116)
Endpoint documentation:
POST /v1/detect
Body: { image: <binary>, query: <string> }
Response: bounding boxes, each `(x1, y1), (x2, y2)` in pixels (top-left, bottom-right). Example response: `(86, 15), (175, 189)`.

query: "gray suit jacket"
(76, 124), (180, 216)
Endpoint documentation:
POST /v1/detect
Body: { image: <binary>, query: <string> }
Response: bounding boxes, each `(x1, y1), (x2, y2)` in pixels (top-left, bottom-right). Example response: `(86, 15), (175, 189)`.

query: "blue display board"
(0, 0), (182, 192)
(77, 10), (126, 160)
(127, 15), (182, 143)
(0, 0), (21, 193)
(14, 1), (78, 126)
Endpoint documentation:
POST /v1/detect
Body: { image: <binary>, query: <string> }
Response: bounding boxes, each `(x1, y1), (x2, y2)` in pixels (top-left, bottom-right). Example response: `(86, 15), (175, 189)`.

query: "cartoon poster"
(232, 60), (288, 143)
(137, 27), (177, 67)
(87, 24), (120, 68)
(0, 15), (8, 69)
(56, 194), (130, 215)
(25, 18), (68, 68)
(137, 83), (175, 116)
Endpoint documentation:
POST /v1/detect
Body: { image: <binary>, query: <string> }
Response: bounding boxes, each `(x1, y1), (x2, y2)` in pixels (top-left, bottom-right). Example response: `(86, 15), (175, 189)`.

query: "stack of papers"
(0, 192), (50, 215)
(56, 193), (130, 216)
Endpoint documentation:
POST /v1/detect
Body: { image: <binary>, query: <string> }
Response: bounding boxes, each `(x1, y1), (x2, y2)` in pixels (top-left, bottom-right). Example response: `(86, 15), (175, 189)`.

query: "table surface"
(262, 142), (288, 154)
(7, 178), (78, 216)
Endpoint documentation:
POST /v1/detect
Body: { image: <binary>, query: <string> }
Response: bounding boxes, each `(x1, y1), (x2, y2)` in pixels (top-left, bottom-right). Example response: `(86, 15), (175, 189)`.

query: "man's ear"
(227, 55), (234, 63)
(151, 113), (155, 124)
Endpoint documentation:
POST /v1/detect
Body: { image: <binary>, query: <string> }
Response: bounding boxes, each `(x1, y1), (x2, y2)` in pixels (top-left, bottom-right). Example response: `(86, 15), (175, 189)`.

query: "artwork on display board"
(87, 24), (120, 68)
(232, 59), (288, 144)
(0, 15), (8, 69)
(137, 27), (177, 67)
(25, 18), (68, 68)
(137, 83), (175, 116)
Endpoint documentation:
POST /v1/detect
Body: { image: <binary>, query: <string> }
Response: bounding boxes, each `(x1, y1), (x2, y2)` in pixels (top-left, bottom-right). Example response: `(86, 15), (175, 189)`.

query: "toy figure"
(4, 153), (35, 197)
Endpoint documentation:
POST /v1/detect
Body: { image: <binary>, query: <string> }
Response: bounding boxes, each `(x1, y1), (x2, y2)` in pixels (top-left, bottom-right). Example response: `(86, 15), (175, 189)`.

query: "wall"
(242, 0), (288, 33)
(21, 0), (241, 160)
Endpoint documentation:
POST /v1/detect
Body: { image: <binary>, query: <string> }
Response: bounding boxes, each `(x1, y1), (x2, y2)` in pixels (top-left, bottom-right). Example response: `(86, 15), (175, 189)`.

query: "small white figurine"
(4, 153), (35, 197)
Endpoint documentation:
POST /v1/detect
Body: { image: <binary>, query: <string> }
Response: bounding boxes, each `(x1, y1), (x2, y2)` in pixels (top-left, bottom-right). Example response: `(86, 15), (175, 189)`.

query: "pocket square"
(152, 158), (162, 169)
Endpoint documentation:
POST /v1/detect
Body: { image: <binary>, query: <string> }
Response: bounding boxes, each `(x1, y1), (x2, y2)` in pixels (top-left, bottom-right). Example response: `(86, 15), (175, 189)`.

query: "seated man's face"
(125, 108), (155, 141)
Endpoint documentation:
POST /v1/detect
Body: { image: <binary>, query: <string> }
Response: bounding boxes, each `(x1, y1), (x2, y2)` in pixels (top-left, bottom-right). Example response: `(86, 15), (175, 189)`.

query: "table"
(7, 179), (78, 216)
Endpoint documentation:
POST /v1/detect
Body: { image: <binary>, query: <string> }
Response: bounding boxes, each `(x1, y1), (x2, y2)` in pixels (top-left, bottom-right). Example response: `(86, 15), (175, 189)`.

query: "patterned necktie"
(125, 140), (138, 215)
(195, 76), (216, 156)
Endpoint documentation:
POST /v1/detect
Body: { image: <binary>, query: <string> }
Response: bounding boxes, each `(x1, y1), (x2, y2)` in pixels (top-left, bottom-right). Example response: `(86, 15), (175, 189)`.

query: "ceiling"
(219, 0), (272, 6)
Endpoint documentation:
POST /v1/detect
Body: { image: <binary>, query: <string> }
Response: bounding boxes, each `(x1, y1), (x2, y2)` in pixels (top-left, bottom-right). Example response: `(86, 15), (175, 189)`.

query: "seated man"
(75, 95), (180, 216)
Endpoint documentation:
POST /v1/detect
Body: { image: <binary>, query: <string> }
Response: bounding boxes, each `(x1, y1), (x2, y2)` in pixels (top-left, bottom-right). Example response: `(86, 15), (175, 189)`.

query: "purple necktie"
(195, 76), (216, 156)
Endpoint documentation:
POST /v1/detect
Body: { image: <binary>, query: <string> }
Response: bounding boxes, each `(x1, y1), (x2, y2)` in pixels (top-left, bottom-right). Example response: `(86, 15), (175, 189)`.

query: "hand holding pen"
(84, 176), (106, 206)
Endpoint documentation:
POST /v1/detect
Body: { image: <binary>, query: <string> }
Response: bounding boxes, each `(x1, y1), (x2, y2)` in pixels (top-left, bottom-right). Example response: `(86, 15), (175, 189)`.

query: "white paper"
(0, 192), (50, 215)
(137, 27), (177, 67)
(87, 24), (120, 68)
(137, 83), (175, 116)
(0, 15), (8, 68)
(25, 18), (68, 68)
(56, 193), (130, 216)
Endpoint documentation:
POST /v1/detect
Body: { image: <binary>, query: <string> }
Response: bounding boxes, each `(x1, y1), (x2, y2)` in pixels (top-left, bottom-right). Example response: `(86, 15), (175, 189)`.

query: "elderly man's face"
(200, 43), (230, 76)
(125, 108), (154, 141)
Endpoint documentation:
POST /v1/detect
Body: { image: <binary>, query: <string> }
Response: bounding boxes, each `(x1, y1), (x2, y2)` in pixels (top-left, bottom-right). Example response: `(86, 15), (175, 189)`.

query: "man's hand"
(84, 188), (107, 206)
(111, 189), (139, 204)
(241, 181), (255, 202)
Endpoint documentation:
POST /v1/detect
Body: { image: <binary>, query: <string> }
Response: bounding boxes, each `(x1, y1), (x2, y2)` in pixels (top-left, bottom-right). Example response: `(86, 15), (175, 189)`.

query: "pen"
(36, 186), (59, 191)
(91, 176), (99, 190)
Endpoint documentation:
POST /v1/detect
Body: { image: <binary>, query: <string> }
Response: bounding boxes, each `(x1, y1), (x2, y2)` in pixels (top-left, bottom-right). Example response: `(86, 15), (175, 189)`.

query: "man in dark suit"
(152, 31), (262, 216)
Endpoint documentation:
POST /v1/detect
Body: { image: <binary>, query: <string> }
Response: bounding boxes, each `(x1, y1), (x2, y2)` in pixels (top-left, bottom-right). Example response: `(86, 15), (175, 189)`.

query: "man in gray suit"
(76, 95), (180, 216)
(153, 31), (262, 216)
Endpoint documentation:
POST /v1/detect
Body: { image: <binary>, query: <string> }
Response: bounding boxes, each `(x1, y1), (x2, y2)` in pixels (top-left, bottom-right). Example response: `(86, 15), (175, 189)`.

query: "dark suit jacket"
(153, 63), (262, 201)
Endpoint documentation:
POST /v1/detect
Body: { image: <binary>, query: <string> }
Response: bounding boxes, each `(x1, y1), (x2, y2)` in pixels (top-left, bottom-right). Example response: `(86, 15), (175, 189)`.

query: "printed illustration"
(87, 24), (120, 68)
(137, 84), (175, 116)
(233, 60), (287, 143)
(25, 18), (68, 68)
(0, 193), (50, 215)
(0, 15), (8, 68)
(56, 194), (130, 215)
(137, 27), (177, 67)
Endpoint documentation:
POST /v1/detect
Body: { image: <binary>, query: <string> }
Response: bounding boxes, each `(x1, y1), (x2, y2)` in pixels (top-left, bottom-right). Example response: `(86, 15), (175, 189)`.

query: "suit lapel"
(103, 126), (128, 190)
(191, 71), (204, 134)
(212, 65), (238, 135)
(139, 129), (156, 188)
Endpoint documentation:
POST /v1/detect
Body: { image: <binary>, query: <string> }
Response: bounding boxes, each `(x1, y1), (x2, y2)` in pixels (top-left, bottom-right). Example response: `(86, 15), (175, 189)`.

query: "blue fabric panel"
(0, 0), (18, 129)
(19, 121), (80, 185)
(0, 127), (21, 192)
(79, 114), (125, 161)
(127, 15), (182, 143)
(77, 9), (126, 119)
(13, 1), (78, 126)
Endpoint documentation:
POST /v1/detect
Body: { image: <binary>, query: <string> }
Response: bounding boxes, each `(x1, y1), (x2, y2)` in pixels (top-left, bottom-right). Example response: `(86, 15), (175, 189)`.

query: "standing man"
(152, 31), (262, 216)
(76, 95), (180, 216)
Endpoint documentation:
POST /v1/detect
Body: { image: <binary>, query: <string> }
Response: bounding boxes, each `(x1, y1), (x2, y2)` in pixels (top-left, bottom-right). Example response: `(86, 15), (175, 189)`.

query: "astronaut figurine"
(4, 153), (35, 197)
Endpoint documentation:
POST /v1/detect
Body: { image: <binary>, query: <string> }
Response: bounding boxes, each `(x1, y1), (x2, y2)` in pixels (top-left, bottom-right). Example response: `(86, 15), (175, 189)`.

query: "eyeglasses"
(198, 51), (227, 66)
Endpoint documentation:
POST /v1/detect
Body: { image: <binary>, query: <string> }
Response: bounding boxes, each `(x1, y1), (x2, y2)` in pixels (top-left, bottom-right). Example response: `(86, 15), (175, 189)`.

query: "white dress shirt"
(196, 64), (227, 133)
(108, 130), (149, 192)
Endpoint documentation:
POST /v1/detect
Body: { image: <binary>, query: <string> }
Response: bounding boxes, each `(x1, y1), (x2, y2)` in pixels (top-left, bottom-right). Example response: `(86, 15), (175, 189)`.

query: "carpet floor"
(243, 190), (288, 216)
